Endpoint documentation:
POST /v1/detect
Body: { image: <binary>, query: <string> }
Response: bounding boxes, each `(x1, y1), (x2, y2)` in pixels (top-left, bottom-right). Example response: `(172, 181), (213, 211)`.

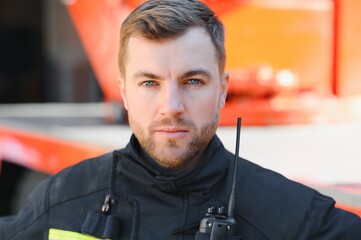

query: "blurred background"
(0, 0), (102, 215)
(0, 0), (360, 216)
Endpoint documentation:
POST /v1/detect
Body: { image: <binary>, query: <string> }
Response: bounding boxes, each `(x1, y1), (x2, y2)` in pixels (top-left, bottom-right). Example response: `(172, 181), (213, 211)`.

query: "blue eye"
(188, 79), (201, 85)
(142, 80), (155, 87)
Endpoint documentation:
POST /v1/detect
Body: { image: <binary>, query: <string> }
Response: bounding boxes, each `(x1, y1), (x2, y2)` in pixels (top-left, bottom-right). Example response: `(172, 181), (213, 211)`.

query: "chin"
(153, 150), (187, 166)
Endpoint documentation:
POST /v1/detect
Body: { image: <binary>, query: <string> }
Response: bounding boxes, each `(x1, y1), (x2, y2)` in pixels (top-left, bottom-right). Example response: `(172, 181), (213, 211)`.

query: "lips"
(154, 127), (189, 139)
(156, 127), (188, 132)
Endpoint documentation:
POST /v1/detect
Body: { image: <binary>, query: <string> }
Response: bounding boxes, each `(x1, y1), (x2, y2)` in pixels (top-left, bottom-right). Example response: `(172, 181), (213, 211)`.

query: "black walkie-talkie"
(197, 117), (242, 240)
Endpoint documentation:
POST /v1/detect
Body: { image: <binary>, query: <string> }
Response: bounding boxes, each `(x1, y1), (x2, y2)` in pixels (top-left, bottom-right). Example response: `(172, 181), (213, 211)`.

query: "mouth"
(154, 127), (189, 139)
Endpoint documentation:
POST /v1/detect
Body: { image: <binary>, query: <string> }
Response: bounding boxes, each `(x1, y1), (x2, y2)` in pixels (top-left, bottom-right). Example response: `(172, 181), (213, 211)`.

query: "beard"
(129, 114), (219, 169)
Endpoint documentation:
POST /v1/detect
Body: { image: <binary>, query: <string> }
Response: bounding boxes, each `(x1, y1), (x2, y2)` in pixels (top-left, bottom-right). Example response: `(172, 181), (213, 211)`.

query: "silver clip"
(101, 194), (111, 213)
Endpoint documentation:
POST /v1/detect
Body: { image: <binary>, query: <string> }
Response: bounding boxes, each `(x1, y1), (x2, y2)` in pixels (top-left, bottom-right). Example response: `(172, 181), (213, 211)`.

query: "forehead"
(124, 28), (219, 77)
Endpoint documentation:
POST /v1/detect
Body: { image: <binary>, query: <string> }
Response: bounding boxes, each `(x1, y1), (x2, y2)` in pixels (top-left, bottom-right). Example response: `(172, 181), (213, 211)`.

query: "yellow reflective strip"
(48, 228), (104, 240)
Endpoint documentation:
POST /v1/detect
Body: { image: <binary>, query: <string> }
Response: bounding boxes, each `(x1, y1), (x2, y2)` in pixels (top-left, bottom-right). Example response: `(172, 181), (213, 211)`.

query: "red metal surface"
(331, 0), (340, 96)
(66, 0), (132, 103)
(335, 0), (361, 96)
(0, 126), (109, 175)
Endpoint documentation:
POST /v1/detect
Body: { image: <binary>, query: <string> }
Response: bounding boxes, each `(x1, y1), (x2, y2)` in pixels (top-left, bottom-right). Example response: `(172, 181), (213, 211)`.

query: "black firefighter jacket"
(0, 135), (360, 239)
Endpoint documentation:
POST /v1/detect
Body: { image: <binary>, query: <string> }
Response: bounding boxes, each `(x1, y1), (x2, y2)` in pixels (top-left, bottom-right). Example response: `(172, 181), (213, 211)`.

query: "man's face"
(119, 27), (228, 169)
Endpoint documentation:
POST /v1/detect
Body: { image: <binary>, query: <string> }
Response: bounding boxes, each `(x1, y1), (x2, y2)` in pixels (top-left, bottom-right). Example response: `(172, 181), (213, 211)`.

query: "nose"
(159, 83), (185, 117)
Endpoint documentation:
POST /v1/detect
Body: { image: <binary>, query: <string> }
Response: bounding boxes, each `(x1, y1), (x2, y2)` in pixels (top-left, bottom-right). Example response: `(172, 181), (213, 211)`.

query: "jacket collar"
(116, 134), (230, 196)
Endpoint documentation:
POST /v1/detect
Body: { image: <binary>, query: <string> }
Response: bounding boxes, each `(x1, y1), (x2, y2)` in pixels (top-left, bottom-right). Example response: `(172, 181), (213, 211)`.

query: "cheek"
(127, 100), (145, 116)
(187, 93), (220, 119)
(126, 91), (155, 120)
(127, 102), (150, 134)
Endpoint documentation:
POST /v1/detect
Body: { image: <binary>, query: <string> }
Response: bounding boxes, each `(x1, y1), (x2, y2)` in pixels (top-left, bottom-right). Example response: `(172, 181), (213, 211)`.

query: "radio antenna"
(197, 117), (241, 237)
(227, 117), (242, 218)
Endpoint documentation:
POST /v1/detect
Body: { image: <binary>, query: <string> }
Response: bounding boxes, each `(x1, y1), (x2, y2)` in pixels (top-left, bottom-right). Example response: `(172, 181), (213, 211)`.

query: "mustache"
(149, 117), (196, 130)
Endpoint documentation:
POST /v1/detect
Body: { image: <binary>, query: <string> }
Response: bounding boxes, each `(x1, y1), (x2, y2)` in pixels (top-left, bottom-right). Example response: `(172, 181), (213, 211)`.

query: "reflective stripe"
(48, 228), (105, 240)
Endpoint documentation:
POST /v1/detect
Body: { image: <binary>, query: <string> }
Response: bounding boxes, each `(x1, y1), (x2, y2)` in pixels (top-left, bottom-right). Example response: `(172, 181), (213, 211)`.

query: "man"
(1, 0), (360, 239)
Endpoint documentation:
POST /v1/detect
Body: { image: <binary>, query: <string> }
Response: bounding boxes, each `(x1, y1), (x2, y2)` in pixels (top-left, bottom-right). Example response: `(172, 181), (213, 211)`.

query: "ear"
(117, 74), (128, 110)
(219, 71), (229, 108)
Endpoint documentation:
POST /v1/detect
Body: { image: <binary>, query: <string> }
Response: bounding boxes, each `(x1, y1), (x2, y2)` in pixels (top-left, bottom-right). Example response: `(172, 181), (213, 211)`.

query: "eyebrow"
(179, 68), (212, 80)
(132, 68), (212, 81)
(133, 72), (162, 80)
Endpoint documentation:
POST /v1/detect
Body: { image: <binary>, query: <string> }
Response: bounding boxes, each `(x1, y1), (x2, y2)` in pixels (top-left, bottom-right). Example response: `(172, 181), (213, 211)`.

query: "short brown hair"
(118, 0), (225, 75)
